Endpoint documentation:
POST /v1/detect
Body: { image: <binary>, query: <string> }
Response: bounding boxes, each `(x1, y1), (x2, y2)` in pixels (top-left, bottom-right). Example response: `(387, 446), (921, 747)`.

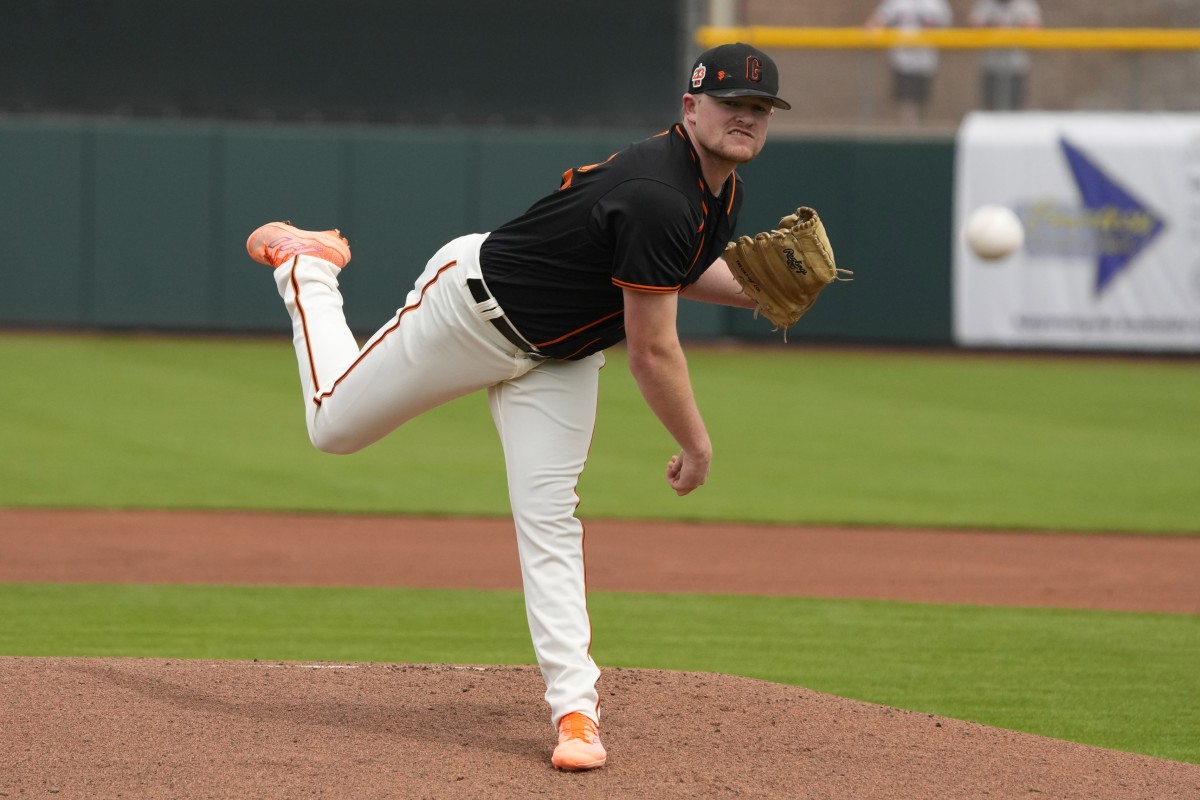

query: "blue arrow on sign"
(1059, 137), (1166, 296)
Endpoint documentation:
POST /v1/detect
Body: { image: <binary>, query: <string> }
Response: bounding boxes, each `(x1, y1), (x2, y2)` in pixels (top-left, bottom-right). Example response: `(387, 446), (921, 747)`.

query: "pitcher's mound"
(3, 657), (1196, 799)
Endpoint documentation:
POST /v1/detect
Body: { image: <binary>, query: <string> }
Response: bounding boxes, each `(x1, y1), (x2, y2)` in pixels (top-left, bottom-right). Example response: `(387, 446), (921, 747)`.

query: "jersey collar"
(673, 122), (737, 206)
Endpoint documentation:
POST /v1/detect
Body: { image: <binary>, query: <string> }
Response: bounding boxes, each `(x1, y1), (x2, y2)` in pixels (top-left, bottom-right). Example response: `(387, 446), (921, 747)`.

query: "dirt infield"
(2, 508), (1198, 798)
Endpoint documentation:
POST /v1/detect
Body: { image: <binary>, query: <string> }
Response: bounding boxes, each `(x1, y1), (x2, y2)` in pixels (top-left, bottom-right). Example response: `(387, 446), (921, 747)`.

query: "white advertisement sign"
(953, 112), (1200, 352)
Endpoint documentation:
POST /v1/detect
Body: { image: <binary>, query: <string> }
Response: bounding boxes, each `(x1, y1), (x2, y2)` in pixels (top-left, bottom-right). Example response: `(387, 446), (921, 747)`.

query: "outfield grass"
(2, 582), (1196, 765)
(2, 332), (1198, 767)
(3, 332), (1199, 532)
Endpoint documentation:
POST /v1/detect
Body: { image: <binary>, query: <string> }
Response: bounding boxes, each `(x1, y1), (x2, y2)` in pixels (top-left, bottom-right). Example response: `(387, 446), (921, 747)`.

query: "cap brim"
(704, 88), (792, 111)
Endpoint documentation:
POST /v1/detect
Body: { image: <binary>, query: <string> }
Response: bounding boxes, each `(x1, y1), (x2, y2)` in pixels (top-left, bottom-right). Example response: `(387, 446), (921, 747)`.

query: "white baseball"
(965, 205), (1024, 261)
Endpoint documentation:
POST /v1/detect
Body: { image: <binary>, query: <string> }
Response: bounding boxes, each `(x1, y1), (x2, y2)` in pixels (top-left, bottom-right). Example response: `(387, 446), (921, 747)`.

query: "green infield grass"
(3, 332), (1199, 532)
(1, 582), (1195, 765)
(2, 332), (1198, 767)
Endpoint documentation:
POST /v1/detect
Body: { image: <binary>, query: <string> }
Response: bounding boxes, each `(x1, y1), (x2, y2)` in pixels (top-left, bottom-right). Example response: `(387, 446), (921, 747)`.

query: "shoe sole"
(553, 759), (607, 771)
(552, 752), (607, 771)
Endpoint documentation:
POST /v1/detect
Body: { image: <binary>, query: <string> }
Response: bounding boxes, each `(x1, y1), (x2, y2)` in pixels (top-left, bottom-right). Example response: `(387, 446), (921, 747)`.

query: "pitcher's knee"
(308, 426), (367, 455)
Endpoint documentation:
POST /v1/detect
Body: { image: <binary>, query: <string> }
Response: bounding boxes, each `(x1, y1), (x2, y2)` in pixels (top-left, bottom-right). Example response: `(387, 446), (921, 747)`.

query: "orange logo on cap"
(717, 70), (728, 81)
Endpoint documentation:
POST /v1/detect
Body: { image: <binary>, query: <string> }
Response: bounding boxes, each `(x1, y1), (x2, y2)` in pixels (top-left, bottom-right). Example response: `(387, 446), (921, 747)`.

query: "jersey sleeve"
(590, 179), (700, 294)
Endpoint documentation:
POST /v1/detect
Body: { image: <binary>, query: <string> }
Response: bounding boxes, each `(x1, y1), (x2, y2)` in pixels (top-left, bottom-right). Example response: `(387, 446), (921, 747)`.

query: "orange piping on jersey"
(561, 337), (602, 360)
(678, 124), (720, 201)
(309, 259), (459, 407)
(726, 173), (738, 213)
(533, 309), (625, 347)
(560, 152), (619, 191)
(688, 230), (710, 272)
(578, 153), (617, 173)
(612, 278), (681, 294)
(673, 125), (688, 144)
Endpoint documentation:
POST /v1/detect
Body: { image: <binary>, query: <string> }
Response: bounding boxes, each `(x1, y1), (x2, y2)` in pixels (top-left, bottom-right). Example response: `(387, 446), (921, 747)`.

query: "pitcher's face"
(685, 94), (773, 166)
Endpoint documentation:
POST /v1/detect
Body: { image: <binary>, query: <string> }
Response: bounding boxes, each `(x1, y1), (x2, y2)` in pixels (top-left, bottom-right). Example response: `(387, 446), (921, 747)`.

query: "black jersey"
(479, 123), (742, 360)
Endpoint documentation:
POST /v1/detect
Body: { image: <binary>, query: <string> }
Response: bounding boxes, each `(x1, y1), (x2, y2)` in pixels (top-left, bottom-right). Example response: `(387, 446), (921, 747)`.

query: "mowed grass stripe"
(1, 582), (1196, 764)
(3, 333), (1199, 532)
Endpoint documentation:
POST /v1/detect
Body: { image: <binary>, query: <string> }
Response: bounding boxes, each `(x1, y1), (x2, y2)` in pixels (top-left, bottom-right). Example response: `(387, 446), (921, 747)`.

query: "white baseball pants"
(273, 233), (604, 727)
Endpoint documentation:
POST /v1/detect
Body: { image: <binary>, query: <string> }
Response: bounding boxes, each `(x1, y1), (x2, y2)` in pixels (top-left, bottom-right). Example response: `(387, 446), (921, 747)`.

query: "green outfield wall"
(0, 116), (953, 345)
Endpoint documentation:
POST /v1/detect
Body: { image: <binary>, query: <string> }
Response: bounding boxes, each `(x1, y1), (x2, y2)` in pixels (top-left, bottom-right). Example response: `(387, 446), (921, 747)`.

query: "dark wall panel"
(0, 120), (86, 324)
(5, 1), (684, 129)
(0, 117), (958, 345)
(90, 122), (218, 328)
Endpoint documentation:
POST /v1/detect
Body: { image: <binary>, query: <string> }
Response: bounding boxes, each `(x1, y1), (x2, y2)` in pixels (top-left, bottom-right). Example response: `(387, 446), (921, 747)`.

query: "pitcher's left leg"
(487, 354), (605, 742)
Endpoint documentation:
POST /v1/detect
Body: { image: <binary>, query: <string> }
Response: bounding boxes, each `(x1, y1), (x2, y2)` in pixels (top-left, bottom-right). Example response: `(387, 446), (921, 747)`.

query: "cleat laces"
(559, 713), (599, 743)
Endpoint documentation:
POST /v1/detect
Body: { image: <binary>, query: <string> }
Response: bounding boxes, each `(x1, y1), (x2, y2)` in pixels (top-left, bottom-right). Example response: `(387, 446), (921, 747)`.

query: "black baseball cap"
(686, 43), (791, 110)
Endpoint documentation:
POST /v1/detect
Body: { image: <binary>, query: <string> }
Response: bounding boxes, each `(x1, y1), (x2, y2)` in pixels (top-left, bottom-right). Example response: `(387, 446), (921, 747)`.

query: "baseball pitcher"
(246, 42), (841, 771)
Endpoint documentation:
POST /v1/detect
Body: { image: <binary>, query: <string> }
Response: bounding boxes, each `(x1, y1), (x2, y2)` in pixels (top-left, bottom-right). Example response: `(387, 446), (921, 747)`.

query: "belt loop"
(467, 278), (544, 358)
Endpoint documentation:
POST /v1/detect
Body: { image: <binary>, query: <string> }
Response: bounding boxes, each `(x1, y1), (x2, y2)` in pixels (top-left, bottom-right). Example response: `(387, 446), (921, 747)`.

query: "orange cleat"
(551, 712), (607, 771)
(246, 222), (351, 269)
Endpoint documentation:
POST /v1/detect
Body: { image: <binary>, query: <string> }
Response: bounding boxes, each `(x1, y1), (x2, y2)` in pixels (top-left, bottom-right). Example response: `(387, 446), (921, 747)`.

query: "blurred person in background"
(969, 0), (1043, 110)
(866, 0), (953, 127)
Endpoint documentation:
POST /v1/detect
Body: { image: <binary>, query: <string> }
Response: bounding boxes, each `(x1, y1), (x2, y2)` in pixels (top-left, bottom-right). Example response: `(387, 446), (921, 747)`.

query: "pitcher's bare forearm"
(623, 288), (711, 495)
(679, 257), (757, 309)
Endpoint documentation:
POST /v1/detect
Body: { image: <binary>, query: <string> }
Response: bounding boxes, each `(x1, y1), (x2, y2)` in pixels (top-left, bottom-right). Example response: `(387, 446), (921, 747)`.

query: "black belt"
(467, 278), (544, 358)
